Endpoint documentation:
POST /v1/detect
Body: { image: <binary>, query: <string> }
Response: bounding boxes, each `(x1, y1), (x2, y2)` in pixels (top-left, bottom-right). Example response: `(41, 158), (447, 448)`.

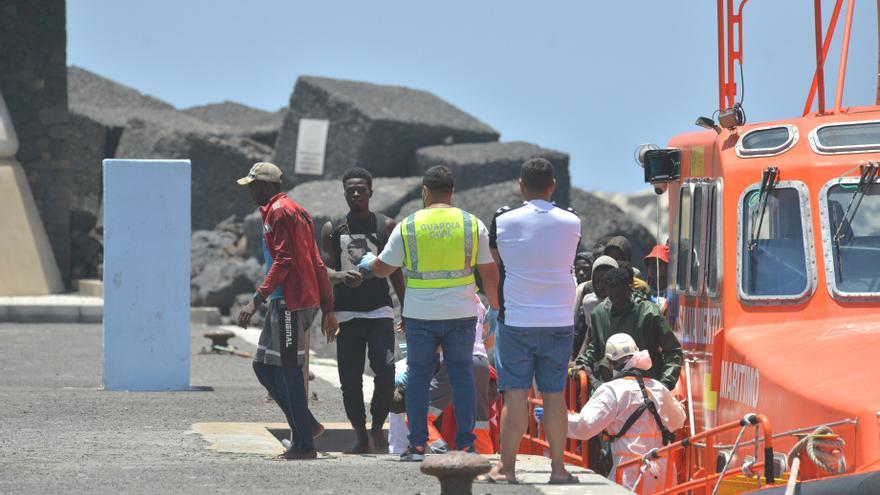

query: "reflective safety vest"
(400, 207), (479, 289)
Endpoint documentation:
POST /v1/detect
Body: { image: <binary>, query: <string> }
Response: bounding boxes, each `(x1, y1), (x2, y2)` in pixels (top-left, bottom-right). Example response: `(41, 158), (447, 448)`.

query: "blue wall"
(102, 159), (191, 391)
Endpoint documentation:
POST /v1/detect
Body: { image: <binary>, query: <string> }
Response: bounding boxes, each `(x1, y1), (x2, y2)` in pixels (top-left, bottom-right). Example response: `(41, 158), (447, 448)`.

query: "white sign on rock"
(294, 118), (329, 175)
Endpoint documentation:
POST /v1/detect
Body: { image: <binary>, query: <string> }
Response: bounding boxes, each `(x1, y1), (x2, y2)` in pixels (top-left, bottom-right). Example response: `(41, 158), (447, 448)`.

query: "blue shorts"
(494, 321), (573, 393)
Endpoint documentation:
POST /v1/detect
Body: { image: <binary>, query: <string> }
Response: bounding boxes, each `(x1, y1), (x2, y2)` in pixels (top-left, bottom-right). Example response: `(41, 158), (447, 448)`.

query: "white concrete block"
(102, 159), (191, 391)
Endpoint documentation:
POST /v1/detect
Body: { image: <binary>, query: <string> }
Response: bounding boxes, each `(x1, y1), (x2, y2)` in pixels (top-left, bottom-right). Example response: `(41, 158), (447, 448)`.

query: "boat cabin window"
(689, 187), (704, 292)
(810, 120), (880, 154)
(676, 182), (716, 296)
(706, 183), (720, 295)
(676, 186), (692, 290)
(821, 180), (880, 299)
(736, 125), (798, 158)
(739, 183), (813, 302)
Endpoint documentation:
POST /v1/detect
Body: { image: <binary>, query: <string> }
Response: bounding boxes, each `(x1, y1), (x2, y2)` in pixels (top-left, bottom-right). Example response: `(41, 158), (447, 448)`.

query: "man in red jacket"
(236, 162), (338, 460)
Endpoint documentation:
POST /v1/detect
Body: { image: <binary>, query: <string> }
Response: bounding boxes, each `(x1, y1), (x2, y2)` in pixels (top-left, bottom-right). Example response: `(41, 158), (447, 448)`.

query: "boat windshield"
(740, 187), (809, 298)
(825, 183), (880, 294)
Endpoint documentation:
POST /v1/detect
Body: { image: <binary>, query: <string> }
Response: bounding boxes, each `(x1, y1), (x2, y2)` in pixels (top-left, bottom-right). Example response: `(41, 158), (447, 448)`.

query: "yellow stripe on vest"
(400, 207), (478, 289)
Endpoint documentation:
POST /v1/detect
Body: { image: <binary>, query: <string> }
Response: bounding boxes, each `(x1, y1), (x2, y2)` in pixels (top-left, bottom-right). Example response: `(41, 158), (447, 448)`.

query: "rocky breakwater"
(413, 141), (571, 206)
(190, 216), (262, 316)
(272, 76), (500, 184)
(65, 67), (655, 317)
(66, 66), (288, 281)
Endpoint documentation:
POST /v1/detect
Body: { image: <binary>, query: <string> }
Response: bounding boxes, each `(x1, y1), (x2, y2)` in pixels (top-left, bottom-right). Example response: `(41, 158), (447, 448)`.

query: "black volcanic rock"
(68, 66), (213, 132)
(67, 66), (194, 218)
(569, 187), (656, 269)
(67, 111), (107, 217)
(272, 76), (500, 184)
(182, 101), (284, 128)
(413, 141), (571, 206)
(68, 66), (289, 232)
(191, 230), (242, 276)
(182, 101), (286, 147)
(190, 229), (261, 314)
(115, 118), (273, 230)
(68, 66), (242, 230)
(68, 66), (176, 119)
(191, 257), (262, 314)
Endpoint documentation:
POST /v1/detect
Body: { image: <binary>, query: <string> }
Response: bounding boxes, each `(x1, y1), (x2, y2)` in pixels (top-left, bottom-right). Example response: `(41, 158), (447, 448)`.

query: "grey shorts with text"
(254, 299), (316, 367)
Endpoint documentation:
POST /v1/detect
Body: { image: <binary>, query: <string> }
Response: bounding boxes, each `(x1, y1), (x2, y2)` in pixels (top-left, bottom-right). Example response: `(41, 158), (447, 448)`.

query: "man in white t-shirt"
(485, 158), (581, 484)
(359, 166), (500, 461)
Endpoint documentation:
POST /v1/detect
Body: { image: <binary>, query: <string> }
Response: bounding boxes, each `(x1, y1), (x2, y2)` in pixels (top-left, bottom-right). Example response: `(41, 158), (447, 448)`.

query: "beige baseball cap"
(237, 162), (283, 185)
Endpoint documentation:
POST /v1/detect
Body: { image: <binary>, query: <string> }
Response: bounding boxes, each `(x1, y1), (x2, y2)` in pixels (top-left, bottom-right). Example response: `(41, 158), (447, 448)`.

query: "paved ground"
(0, 323), (625, 494)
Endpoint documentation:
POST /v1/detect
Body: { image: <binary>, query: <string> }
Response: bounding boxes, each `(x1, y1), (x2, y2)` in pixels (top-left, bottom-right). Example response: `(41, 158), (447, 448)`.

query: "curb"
(0, 296), (103, 324)
(1, 304), (102, 324)
(0, 298), (222, 325)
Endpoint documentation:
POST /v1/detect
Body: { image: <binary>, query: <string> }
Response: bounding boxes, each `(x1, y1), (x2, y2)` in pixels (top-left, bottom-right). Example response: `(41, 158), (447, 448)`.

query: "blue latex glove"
(357, 252), (378, 273)
(533, 406), (544, 423)
(485, 307), (499, 337)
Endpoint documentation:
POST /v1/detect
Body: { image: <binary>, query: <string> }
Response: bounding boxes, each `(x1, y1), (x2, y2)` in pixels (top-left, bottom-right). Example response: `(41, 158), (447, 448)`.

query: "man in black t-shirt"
(321, 167), (406, 454)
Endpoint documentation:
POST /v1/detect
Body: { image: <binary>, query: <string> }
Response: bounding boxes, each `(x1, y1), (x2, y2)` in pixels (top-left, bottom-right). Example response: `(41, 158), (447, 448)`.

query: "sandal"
(548, 473), (580, 485)
(478, 473), (519, 484)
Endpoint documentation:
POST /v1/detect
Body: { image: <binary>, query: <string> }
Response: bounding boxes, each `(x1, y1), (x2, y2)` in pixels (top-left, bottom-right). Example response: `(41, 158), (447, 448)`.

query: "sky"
(67, 0), (878, 193)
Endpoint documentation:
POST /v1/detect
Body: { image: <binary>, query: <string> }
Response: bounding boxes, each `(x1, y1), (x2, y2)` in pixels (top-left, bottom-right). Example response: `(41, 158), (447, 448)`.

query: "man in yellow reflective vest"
(359, 165), (500, 461)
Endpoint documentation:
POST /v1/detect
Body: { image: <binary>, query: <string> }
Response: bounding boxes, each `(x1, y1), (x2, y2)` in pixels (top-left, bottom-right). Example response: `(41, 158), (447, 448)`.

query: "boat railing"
(614, 412), (776, 494)
(687, 417), (857, 451)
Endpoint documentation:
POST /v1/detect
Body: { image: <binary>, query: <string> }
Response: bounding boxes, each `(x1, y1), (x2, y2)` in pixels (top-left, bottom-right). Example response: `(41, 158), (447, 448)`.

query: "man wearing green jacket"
(576, 267), (682, 390)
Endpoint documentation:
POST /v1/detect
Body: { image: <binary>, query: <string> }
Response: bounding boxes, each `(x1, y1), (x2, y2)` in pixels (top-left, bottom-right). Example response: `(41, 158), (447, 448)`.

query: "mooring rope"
(786, 425), (847, 475)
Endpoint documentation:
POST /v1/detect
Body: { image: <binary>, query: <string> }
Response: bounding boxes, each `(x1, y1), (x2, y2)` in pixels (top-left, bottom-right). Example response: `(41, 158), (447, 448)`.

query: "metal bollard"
(203, 329), (236, 348)
(420, 451), (490, 495)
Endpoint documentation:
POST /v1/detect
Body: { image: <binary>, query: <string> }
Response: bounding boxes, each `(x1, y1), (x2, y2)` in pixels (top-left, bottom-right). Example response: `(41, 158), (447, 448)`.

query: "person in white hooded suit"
(565, 333), (686, 493)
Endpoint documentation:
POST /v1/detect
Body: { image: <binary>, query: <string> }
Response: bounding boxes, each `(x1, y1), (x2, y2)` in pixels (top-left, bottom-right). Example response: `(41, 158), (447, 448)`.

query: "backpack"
(596, 371), (676, 475)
